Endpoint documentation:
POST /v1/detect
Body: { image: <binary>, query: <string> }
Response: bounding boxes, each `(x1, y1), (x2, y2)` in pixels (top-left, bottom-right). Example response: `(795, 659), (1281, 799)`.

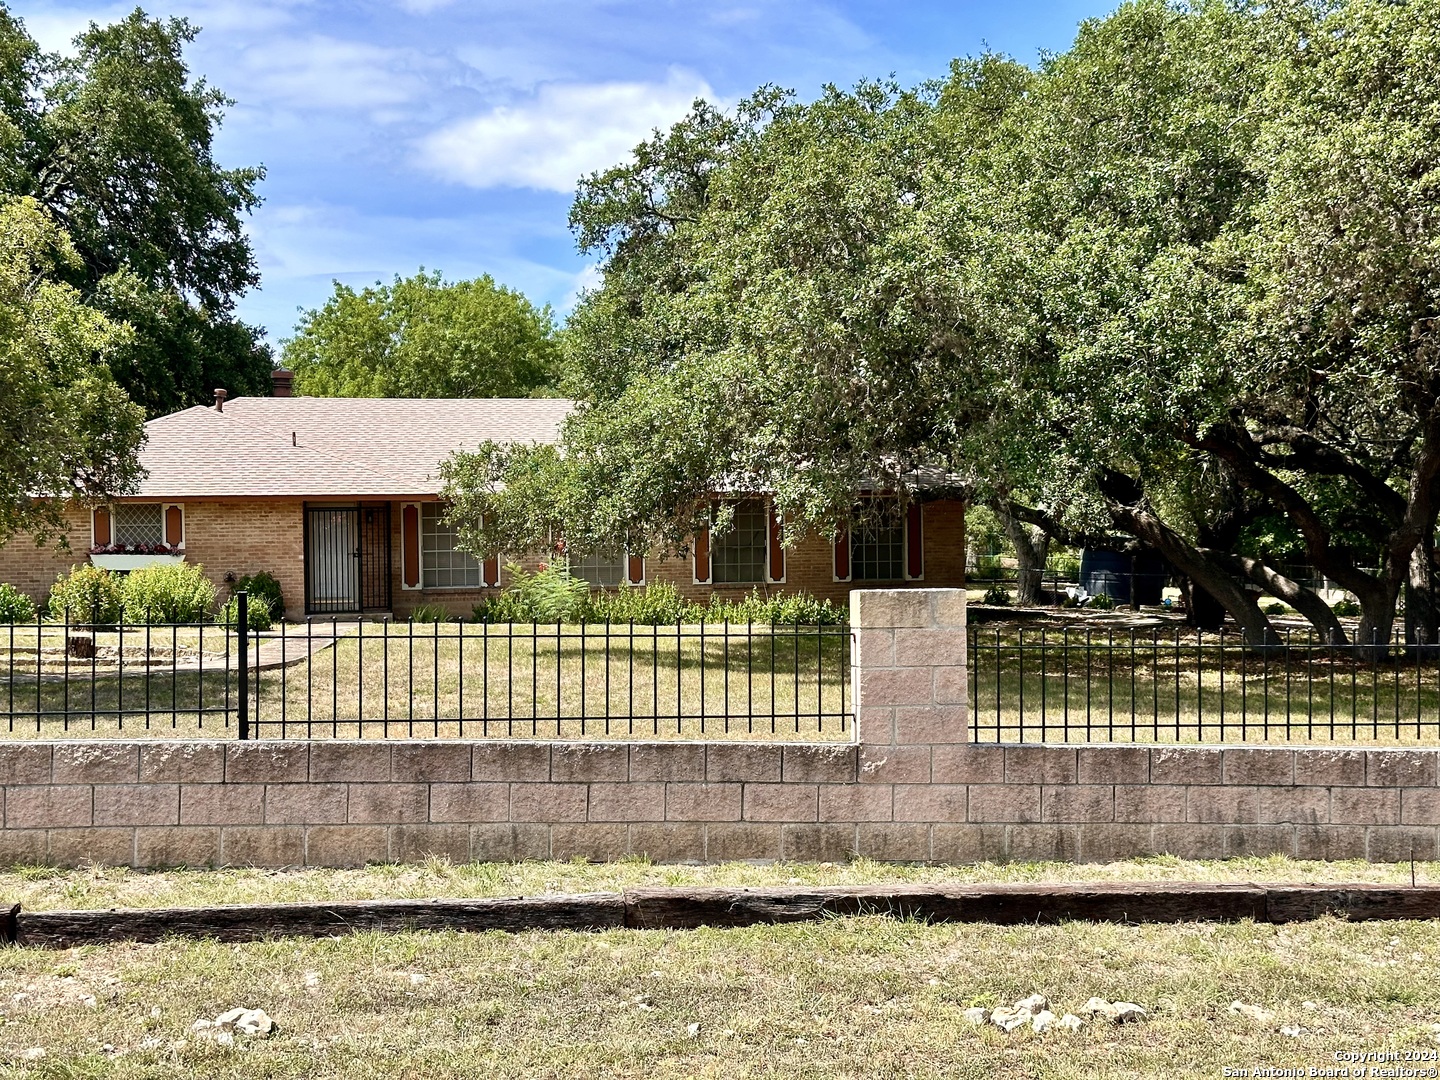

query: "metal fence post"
(237, 591), (250, 740)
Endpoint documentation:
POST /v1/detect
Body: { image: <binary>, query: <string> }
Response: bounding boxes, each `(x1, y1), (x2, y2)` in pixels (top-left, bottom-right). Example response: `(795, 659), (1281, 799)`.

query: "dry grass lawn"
(2, 859), (1440, 1076)
(2, 623), (851, 742)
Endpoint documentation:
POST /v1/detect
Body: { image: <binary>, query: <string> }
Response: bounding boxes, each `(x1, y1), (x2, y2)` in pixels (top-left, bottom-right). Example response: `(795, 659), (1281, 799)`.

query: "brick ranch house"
(1, 375), (967, 619)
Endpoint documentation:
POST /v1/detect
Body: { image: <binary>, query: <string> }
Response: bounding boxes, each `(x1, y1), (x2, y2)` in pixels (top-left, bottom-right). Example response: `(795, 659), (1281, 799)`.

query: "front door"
(305, 503), (395, 615)
(305, 506), (360, 614)
(358, 503), (392, 611)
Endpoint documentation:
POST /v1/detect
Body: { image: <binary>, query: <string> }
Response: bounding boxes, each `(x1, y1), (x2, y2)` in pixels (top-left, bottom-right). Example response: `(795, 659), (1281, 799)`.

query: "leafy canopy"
(0, 195), (144, 545)
(284, 270), (561, 399)
(0, 5), (270, 415)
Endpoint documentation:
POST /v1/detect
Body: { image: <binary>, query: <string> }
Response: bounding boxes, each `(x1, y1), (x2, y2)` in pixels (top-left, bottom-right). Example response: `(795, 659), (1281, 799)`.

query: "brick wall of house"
(390, 498), (967, 619)
(2, 588), (1431, 870)
(0, 505), (91, 604)
(182, 499), (307, 618)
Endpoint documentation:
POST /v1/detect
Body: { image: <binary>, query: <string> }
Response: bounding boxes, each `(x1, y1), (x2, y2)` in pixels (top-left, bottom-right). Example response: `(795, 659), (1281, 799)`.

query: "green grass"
(3, 858), (1440, 1077)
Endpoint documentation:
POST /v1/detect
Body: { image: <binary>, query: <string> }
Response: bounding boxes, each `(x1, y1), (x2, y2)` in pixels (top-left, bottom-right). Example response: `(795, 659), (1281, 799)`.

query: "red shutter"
(164, 506), (183, 547)
(401, 505), (421, 588)
(905, 502), (924, 580)
(694, 525), (711, 583)
(482, 555), (500, 587)
(834, 528), (851, 582)
(767, 503), (785, 582)
(93, 507), (111, 546)
(626, 554), (645, 585)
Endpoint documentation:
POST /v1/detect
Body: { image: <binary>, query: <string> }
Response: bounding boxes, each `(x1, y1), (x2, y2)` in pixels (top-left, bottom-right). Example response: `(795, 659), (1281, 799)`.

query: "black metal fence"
(969, 625), (1440, 744)
(1, 595), (851, 741)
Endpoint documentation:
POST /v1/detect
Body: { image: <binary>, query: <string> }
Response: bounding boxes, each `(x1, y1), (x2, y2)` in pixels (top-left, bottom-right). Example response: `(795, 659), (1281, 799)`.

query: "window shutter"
(693, 524), (711, 584)
(163, 505), (184, 547)
(93, 507), (111, 547)
(833, 528), (851, 582)
(482, 555), (500, 587)
(401, 504), (421, 589)
(905, 502), (924, 580)
(766, 503), (786, 582)
(626, 554), (645, 586)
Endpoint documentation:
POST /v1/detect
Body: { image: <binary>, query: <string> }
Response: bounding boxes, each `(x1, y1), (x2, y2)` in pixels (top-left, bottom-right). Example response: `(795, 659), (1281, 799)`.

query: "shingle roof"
(129, 397), (574, 498)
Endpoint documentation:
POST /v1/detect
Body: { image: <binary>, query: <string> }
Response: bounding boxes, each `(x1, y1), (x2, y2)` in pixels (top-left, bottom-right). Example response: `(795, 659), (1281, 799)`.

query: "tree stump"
(66, 633), (96, 659)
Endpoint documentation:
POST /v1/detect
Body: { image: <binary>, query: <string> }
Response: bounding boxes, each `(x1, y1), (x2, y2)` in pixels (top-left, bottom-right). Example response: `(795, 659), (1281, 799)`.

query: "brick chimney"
(271, 369), (295, 397)
(214, 388), (228, 412)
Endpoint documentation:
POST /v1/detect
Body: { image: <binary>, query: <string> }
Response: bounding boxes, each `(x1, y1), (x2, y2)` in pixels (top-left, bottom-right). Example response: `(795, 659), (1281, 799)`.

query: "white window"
(853, 500), (905, 581)
(712, 499), (768, 584)
(421, 503), (484, 589)
(112, 504), (163, 547)
(569, 550), (625, 588)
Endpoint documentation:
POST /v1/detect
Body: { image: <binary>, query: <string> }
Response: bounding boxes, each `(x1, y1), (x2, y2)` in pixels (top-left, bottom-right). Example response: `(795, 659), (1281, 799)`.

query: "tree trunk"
(1226, 556), (1348, 645)
(1097, 468), (1278, 648)
(1405, 538), (1438, 648)
(995, 499), (1050, 606)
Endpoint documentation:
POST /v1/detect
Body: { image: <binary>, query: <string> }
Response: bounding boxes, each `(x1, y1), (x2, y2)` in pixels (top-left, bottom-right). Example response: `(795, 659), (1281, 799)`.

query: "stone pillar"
(850, 589), (968, 750)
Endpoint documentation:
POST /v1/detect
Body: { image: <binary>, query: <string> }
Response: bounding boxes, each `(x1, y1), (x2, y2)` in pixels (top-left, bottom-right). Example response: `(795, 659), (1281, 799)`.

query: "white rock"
(686, 1023), (701, 1039)
(963, 1007), (989, 1026)
(19, 1047), (45, 1061)
(1000, 1013), (1032, 1033)
(1280, 1025), (1303, 1037)
(1016, 993), (1049, 1013)
(1080, 996), (1119, 1020)
(197, 1007), (274, 1039)
(1058, 1014), (1084, 1031)
(1112, 1002), (1147, 1023)
(1301, 1001), (1319, 1011)
(1031, 1010), (1058, 1033)
(989, 1006), (1019, 1028)
(303, 971), (321, 989)
(1229, 1001), (1275, 1024)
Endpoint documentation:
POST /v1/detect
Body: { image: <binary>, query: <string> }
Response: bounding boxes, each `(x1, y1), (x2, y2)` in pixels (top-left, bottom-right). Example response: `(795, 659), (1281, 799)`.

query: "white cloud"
(417, 69), (713, 192)
(237, 36), (439, 112)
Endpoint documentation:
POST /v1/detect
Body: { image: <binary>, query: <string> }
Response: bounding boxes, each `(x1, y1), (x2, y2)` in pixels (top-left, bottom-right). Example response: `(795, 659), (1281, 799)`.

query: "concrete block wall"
(3, 589), (1440, 868)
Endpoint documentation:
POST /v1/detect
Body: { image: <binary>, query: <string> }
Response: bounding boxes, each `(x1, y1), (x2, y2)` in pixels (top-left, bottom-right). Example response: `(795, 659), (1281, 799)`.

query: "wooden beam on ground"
(11, 894), (627, 948)
(5, 883), (1440, 949)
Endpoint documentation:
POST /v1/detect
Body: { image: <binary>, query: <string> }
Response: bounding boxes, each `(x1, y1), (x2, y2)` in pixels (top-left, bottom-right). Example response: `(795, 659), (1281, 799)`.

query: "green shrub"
(474, 562), (590, 622)
(234, 571), (285, 621)
(121, 562), (217, 623)
(1332, 597), (1361, 617)
(470, 570), (847, 625)
(584, 581), (687, 625)
(0, 583), (36, 623)
(1089, 591), (1115, 610)
(970, 554), (1005, 581)
(472, 593), (531, 623)
(1264, 601), (1287, 616)
(410, 603), (451, 623)
(48, 564), (123, 625)
(1046, 551), (1081, 580)
(693, 588), (846, 625)
(217, 592), (274, 632)
(982, 583), (1011, 606)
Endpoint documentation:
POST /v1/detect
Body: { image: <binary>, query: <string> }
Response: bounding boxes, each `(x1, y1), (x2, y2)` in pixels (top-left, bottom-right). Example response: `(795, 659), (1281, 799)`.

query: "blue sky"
(12, 0), (1111, 347)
